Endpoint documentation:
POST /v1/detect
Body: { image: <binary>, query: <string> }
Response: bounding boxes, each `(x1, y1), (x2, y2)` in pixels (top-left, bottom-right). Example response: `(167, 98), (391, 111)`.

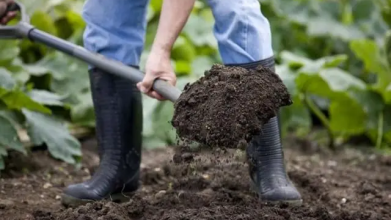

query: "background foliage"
(0, 0), (390, 170)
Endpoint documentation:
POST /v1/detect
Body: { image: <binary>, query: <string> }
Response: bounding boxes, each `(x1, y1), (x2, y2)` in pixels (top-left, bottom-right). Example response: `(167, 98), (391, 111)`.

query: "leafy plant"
(277, 46), (391, 149)
(0, 54), (82, 169)
(0, 0), (86, 170)
(273, 0), (391, 149)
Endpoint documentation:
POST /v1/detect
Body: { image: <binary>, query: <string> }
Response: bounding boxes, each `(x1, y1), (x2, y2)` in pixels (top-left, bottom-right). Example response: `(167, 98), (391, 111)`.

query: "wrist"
(151, 42), (172, 59)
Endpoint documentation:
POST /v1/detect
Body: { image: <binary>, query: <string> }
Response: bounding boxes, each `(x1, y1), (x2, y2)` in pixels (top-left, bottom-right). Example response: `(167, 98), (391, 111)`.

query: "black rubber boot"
(228, 57), (302, 206)
(61, 67), (143, 208)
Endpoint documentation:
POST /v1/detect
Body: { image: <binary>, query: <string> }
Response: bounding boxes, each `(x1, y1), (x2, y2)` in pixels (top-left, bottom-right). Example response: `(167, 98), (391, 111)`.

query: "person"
(0, 0), (302, 207)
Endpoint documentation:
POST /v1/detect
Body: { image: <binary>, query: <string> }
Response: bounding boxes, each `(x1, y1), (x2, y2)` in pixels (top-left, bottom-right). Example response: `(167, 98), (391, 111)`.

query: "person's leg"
(61, 0), (149, 207)
(207, 0), (302, 205)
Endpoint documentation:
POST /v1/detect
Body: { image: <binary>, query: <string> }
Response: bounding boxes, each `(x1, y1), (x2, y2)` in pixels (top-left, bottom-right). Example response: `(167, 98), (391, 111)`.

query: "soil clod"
(172, 64), (292, 149)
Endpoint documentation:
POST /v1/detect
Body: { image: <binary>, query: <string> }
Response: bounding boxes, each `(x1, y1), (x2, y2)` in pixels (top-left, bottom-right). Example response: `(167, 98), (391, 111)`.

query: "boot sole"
(249, 180), (303, 207)
(61, 192), (136, 208)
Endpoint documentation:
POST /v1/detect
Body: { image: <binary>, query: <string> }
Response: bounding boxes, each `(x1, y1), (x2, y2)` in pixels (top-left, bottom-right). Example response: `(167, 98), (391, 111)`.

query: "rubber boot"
(61, 67), (143, 208)
(228, 57), (303, 206)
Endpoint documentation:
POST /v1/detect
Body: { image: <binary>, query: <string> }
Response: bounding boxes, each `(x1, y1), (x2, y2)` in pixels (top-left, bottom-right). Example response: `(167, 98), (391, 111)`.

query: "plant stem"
(303, 94), (335, 150)
(376, 110), (384, 149)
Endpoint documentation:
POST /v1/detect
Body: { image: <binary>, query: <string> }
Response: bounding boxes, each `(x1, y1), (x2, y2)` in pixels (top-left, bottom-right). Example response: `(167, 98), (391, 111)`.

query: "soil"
(172, 64), (292, 148)
(1, 136), (390, 220)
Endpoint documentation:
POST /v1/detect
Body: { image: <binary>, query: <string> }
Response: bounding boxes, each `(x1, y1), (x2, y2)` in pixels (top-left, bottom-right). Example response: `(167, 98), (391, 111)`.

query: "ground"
(0, 135), (390, 220)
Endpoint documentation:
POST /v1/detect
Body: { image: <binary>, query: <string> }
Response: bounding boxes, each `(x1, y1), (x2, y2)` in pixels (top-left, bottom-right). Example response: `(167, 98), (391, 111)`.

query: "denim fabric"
(81, 0), (273, 66)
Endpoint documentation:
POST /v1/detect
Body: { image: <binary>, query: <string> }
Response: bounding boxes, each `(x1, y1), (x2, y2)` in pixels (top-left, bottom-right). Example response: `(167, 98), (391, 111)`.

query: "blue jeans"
(82, 0), (273, 66)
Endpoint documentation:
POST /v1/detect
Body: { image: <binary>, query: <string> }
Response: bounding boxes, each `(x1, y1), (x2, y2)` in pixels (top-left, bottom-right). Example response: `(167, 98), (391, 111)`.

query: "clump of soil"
(172, 64), (292, 148)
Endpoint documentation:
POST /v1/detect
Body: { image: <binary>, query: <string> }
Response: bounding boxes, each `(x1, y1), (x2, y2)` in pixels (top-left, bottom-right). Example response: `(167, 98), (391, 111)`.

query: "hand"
(0, 0), (16, 25)
(137, 50), (176, 101)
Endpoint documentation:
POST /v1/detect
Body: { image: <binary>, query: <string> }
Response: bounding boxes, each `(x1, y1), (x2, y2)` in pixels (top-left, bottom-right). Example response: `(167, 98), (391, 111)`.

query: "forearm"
(151, 0), (196, 56)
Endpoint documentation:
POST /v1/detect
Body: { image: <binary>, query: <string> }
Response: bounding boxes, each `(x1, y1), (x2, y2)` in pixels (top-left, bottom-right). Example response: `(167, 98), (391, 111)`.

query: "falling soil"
(1, 136), (390, 220)
(172, 64), (292, 148)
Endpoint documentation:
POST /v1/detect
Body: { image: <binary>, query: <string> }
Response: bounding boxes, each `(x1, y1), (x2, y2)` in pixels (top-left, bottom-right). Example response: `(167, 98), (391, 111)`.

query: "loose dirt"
(1, 136), (390, 220)
(172, 64), (292, 148)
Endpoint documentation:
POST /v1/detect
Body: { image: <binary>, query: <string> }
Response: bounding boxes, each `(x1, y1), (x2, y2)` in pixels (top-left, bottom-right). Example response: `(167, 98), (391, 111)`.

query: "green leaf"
(70, 91), (95, 127)
(383, 105), (391, 144)
(30, 11), (58, 36)
(350, 39), (389, 74)
(0, 145), (7, 170)
(27, 90), (64, 106)
(6, 59), (31, 84)
(275, 64), (298, 96)
(307, 16), (365, 40)
(276, 52), (350, 97)
(19, 0), (51, 14)
(146, 5), (155, 22)
(296, 68), (366, 98)
(385, 30), (391, 66)
(0, 90), (51, 114)
(352, 92), (385, 145)
(0, 113), (26, 154)
(0, 145), (7, 156)
(191, 56), (215, 78)
(144, 21), (159, 50)
(329, 95), (367, 135)
(150, 0), (163, 13)
(174, 60), (191, 75)
(350, 39), (391, 92)
(280, 96), (312, 137)
(280, 52), (347, 72)
(341, 2), (353, 25)
(46, 52), (90, 96)
(172, 36), (197, 62)
(183, 15), (217, 47)
(0, 40), (20, 61)
(152, 101), (176, 146)
(64, 10), (86, 32)
(0, 155), (4, 170)
(0, 109), (24, 129)
(22, 110), (82, 164)
(20, 63), (50, 76)
(280, 51), (312, 69)
(348, 90), (384, 129)
(0, 68), (16, 90)
(318, 68), (366, 91)
(299, 55), (348, 74)
(352, 0), (377, 22)
(319, 55), (348, 68)
(385, 84), (391, 104)
(271, 0), (311, 24)
(142, 97), (160, 138)
(37, 52), (74, 80)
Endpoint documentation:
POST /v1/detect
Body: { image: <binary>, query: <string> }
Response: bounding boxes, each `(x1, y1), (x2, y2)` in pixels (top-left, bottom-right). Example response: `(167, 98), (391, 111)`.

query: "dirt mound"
(20, 139), (390, 220)
(172, 64), (292, 148)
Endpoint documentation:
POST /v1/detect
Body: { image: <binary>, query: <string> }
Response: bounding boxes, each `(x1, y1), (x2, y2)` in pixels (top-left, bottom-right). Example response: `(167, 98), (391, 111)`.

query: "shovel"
(0, 1), (182, 103)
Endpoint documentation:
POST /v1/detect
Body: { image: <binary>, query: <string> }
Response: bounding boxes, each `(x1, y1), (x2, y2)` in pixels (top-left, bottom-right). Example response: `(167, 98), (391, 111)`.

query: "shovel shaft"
(17, 22), (182, 102)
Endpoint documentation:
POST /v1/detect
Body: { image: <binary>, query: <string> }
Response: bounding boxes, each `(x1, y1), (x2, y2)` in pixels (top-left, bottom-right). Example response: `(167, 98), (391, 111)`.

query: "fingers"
(137, 87), (165, 101)
(136, 73), (165, 100)
(148, 91), (165, 101)
(137, 74), (176, 101)
(137, 82), (166, 101)
(0, 10), (16, 25)
(1, 11), (16, 24)
(137, 72), (156, 94)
